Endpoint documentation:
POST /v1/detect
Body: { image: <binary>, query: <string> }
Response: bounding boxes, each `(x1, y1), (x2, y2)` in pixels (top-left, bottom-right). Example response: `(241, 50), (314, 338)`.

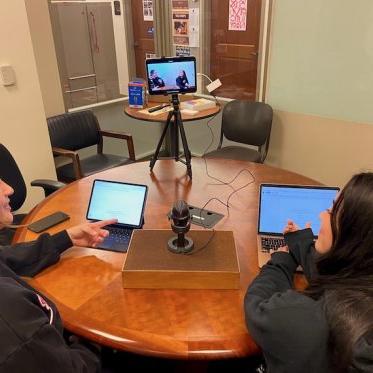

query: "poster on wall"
(228, 0), (247, 31)
(175, 46), (191, 57)
(173, 11), (189, 36)
(143, 0), (153, 21)
(172, 0), (188, 9)
(172, 8), (189, 46)
(173, 36), (189, 46)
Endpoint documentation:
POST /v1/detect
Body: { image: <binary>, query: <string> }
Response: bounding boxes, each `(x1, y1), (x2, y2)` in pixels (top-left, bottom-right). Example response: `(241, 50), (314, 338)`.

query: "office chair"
(47, 110), (136, 182)
(0, 143), (65, 245)
(205, 100), (273, 163)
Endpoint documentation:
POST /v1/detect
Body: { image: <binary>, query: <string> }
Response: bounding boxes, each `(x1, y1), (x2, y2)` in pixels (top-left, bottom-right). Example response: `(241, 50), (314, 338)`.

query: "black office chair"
(0, 143), (65, 245)
(205, 100), (273, 163)
(47, 110), (136, 182)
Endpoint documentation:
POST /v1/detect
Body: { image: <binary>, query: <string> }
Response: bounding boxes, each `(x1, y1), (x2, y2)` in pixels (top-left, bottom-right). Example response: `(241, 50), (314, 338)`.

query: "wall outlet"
(206, 78), (222, 93)
(0, 65), (16, 87)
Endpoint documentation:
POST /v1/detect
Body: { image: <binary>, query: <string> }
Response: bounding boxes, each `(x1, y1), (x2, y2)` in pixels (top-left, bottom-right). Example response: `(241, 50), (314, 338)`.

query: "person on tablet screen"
(244, 172), (373, 372)
(149, 70), (165, 89)
(176, 70), (190, 90)
(0, 177), (117, 372)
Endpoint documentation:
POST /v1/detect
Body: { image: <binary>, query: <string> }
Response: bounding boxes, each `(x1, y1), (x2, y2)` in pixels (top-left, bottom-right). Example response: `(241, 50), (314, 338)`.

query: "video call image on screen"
(146, 59), (196, 94)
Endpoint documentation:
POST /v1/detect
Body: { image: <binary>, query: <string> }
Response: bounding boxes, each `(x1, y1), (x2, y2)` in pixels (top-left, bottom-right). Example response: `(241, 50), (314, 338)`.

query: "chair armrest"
(30, 179), (66, 197)
(52, 147), (83, 180)
(100, 130), (136, 161)
(100, 130), (132, 140)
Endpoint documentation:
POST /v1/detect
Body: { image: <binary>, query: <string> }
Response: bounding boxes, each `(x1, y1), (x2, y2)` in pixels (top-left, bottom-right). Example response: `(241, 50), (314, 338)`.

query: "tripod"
(149, 94), (193, 178)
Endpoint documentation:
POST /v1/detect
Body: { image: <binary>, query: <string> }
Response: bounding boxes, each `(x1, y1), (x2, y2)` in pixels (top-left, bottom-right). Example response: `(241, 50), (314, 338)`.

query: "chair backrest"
(221, 100), (273, 147)
(0, 144), (27, 211)
(47, 110), (101, 151)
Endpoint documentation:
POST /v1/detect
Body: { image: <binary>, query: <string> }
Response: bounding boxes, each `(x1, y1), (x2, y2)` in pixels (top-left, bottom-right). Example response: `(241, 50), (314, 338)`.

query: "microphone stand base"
(167, 236), (194, 254)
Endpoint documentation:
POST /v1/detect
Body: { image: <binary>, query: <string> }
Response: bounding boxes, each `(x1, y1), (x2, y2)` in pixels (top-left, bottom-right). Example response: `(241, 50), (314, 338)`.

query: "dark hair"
(306, 172), (373, 371)
(150, 70), (155, 75)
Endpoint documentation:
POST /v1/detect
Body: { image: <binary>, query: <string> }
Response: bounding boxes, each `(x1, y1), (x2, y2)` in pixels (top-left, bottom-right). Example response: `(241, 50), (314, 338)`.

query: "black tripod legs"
(176, 110), (192, 179)
(149, 110), (172, 171)
(149, 98), (193, 179)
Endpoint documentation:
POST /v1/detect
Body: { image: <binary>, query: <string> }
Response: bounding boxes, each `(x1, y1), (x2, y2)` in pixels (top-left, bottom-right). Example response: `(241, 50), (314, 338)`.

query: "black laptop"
(86, 179), (148, 252)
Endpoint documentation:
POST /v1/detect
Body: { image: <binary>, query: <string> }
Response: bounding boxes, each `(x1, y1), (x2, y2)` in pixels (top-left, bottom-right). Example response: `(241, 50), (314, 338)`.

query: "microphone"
(167, 200), (194, 254)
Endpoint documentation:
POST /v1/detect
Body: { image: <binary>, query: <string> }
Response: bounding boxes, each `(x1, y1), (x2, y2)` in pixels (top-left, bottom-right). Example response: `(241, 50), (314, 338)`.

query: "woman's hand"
(270, 246), (289, 255)
(66, 219), (117, 248)
(283, 219), (311, 234)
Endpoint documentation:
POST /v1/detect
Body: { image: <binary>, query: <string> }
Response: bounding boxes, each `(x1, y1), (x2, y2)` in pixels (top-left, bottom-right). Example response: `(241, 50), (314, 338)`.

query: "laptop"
(257, 184), (339, 267)
(86, 179), (148, 252)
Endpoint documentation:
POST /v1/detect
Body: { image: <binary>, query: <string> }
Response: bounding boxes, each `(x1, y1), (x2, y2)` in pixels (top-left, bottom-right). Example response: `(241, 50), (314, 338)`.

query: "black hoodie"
(244, 229), (373, 372)
(0, 231), (100, 372)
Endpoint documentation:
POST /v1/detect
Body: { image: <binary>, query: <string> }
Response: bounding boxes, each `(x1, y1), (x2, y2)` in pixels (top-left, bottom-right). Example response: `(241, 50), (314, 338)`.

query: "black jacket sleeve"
(0, 231), (72, 277)
(284, 228), (317, 280)
(0, 278), (100, 373)
(244, 252), (329, 372)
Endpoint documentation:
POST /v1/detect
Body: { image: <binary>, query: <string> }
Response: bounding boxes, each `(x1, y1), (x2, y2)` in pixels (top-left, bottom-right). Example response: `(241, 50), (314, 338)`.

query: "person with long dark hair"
(244, 172), (373, 372)
(176, 70), (189, 90)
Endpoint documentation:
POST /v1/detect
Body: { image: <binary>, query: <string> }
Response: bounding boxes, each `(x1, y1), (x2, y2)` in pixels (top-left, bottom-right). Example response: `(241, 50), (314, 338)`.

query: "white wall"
(265, 0), (373, 186)
(268, 0), (373, 124)
(25, 0), (65, 117)
(0, 0), (57, 212)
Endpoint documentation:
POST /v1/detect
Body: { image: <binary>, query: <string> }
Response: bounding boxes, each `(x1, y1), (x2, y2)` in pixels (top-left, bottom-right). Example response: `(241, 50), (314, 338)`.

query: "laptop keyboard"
(98, 227), (133, 253)
(107, 227), (132, 242)
(261, 237), (286, 252)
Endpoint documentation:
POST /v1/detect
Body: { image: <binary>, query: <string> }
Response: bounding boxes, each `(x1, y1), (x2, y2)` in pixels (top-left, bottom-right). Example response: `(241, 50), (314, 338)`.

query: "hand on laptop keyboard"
(283, 219), (311, 234)
(270, 245), (289, 254)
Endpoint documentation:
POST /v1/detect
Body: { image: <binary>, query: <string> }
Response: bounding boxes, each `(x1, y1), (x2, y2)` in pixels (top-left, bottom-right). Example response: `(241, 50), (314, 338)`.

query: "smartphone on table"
(28, 211), (70, 233)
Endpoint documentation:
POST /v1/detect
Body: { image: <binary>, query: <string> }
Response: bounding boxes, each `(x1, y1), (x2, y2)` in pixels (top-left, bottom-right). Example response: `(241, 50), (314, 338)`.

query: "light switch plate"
(0, 65), (16, 86)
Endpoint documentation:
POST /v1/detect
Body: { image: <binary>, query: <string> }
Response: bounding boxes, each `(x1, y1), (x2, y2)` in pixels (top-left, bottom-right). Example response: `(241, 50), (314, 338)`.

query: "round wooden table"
(124, 98), (221, 123)
(15, 159), (318, 360)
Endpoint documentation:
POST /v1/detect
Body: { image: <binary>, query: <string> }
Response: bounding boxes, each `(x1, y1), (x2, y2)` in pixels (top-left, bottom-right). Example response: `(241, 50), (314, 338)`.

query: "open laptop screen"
(258, 184), (339, 236)
(86, 180), (148, 228)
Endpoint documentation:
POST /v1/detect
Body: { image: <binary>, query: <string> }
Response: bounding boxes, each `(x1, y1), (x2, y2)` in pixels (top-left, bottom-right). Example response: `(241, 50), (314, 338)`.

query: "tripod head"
(170, 93), (180, 112)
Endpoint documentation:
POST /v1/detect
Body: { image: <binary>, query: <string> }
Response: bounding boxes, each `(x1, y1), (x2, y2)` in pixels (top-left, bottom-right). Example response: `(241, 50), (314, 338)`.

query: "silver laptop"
(257, 184), (339, 267)
(86, 179), (148, 253)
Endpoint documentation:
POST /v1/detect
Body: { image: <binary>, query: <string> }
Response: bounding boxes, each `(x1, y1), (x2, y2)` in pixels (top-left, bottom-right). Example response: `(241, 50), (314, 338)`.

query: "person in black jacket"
(0, 178), (116, 372)
(149, 70), (165, 89)
(176, 70), (189, 90)
(245, 172), (373, 373)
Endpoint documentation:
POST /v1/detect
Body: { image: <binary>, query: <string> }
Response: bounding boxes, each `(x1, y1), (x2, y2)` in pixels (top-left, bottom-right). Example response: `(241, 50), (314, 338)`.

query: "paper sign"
(173, 36), (189, 46)
(176, 46), (191, 57)
(228, 0), (247, 31)
(173, 11), (189, 36)
(143, 0), (153, 21)
(172, 0), (188, 9)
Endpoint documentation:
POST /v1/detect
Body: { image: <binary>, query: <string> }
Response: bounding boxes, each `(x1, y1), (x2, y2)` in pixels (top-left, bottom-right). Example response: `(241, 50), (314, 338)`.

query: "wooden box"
(122, 230), (240, 289)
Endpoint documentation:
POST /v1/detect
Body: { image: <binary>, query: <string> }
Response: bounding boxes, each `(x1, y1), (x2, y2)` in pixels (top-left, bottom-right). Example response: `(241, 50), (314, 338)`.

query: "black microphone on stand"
(168, 200), (194, 254)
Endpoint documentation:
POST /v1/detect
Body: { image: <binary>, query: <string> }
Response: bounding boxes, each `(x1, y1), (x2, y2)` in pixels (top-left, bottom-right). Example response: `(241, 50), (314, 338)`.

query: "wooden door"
(210, 0), (261, 100)
(131, 0), (155, 79)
